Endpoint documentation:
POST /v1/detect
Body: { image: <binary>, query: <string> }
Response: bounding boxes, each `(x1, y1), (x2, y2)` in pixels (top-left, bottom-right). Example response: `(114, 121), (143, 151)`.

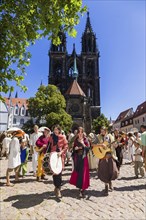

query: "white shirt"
(29, 132), (42, 149)
(135, 147), (143, 162)
(8, 137), (21, 169)
(68, 133), (74, 142)
(2, 137), (11, 150)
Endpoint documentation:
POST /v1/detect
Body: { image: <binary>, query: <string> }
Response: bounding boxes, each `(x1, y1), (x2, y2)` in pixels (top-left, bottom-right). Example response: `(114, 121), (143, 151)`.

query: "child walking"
(133, 140), (144, 178)
(19, 139), (29, 177)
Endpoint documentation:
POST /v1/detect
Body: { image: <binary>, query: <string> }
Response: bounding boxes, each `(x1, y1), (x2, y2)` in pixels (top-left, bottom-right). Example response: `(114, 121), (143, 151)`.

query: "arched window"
(68, 66), (74, 77)
(13, 118), (17, 124)
(20, 118), (24, 125)
(88, 88), (91, 97)
(87, 61), (94, 78)
(15, 105), (19, 115)
(55, 67), (62, 77)
(21, 106), (25, 116)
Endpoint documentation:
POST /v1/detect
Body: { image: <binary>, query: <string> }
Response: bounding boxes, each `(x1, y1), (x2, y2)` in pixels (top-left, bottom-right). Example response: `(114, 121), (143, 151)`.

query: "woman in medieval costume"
(69, 127), (90, 197)
(97, 127), (119, 196)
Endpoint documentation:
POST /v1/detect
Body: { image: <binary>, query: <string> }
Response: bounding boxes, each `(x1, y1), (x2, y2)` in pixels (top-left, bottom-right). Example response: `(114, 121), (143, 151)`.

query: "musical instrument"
(92, 141), (115, 159)
(42, 152), (62, 175)
(34, 146), (44, 153)
(42, 153), (51, 175)
(50, 152), (62, 175)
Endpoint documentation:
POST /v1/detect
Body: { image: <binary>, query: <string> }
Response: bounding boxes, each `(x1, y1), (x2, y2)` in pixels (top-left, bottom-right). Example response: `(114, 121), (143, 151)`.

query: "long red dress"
(69, 137), (90, 190)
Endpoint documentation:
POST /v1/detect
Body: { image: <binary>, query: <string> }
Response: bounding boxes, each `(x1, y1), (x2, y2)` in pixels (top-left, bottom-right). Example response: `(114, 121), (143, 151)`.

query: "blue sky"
(6, 0), (146, 120)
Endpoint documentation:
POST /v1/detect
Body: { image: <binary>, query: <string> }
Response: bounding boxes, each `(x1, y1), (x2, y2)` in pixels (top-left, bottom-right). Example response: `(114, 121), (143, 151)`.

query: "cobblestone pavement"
(0, 158), (146, 220)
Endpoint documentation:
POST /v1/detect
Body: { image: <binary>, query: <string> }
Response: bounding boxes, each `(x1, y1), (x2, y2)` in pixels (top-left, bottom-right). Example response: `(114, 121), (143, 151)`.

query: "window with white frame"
(13, 118), (17, 124)
(20, 118), (24, 124)
(21, 106), (25, 116)
(15, 105), (19, 115)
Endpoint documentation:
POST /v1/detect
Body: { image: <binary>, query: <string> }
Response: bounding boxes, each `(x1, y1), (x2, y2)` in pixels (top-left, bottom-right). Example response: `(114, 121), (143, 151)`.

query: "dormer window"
(15, 105), (19, 115)
(21, 106), (25, 116)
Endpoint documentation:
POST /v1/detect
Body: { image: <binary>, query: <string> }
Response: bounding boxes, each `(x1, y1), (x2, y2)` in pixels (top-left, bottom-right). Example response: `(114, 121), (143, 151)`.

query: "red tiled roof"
(134, 101), (146, 118)
(4, 97), (28, 109)
(66, 80), (86, 97)
(115, 108), (132, 123)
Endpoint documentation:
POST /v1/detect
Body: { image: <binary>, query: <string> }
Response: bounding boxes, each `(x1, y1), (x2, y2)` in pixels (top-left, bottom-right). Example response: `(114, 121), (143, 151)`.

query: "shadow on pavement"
(60, 188), (105, 199)
(118, 176), (138, 181)
(90, 171), (98, 179)
(3, 191), (50, 209)
(114, 184), (146, 191)
(62, 172), (72, 176)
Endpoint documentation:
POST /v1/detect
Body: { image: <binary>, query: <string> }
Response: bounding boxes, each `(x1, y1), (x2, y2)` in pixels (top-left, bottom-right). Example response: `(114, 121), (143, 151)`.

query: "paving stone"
(1, 159), (146, 220)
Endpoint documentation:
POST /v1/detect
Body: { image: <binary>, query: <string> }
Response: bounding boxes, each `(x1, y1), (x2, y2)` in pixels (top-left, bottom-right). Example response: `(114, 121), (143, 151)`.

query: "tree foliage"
(21, 118), (34, 134)
(92, 114), (110, 134)
(0, 0), (86, 100)
(27, 84), (73, 131)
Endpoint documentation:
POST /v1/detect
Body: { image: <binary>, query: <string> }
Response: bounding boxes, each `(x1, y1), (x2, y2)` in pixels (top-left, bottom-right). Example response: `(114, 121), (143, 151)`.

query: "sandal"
(6, 183), (14, 187)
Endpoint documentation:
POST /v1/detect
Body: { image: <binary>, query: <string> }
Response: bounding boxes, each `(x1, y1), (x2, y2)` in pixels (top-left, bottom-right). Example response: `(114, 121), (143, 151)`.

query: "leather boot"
(109, 181), (113, 191)
(54, 187), (62, 198)
(104, 184), (109, 196)
(41, 175), (48, 180)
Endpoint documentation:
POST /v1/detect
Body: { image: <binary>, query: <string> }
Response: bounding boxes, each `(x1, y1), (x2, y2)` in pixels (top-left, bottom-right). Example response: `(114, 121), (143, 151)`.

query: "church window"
(88, 88), (91, 97)
(87, 38), (91, 52)
(55, 67), (62, 77)
(68, 66), (74, 77)
(87, 61), (94, 77)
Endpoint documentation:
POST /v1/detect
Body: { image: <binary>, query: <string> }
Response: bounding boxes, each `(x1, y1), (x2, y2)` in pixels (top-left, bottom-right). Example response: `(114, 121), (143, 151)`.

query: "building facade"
(48, 12), (101, 132)
(0, 101), (8, 132)
(133, 101), (146, 131)
(4, 97), (31, 129)
(113, 101), (146, 132)
(113, 108), (134, 131)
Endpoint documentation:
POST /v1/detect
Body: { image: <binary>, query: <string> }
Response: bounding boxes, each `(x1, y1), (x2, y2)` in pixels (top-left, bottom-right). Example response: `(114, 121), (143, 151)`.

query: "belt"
(77, 150), (83, 155)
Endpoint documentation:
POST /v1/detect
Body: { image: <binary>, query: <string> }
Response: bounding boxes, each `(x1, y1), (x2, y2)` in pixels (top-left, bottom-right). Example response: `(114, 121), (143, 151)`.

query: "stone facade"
(4, 97), (31, 129)
(113, 101), (146, 132)
(48, 12), (101, 132)
(0, 101), (8, 132)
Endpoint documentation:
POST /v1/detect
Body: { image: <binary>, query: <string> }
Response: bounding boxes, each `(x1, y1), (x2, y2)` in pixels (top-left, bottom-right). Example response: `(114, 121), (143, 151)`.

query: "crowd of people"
(0, 124), (146, 198)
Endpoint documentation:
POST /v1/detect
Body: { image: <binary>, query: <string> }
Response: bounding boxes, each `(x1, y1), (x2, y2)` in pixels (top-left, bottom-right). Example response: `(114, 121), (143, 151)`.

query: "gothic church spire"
(82, 12), (97, 53)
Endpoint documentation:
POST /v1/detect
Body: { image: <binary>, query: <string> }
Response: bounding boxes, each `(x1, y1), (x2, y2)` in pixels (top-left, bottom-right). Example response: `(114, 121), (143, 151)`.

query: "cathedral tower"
(48, 13), (101, 132)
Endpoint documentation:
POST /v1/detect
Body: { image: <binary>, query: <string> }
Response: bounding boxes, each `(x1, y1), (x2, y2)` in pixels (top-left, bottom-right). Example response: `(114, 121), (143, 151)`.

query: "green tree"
(27, 84), (73, 131)
(92, 114), (110, 134)
(0, 0), (87, 100)
(22, 118), (34, 134)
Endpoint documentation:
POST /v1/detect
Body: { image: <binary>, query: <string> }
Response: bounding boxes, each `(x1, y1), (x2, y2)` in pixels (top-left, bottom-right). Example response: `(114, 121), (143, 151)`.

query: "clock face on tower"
(70, 103), (80, 112)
